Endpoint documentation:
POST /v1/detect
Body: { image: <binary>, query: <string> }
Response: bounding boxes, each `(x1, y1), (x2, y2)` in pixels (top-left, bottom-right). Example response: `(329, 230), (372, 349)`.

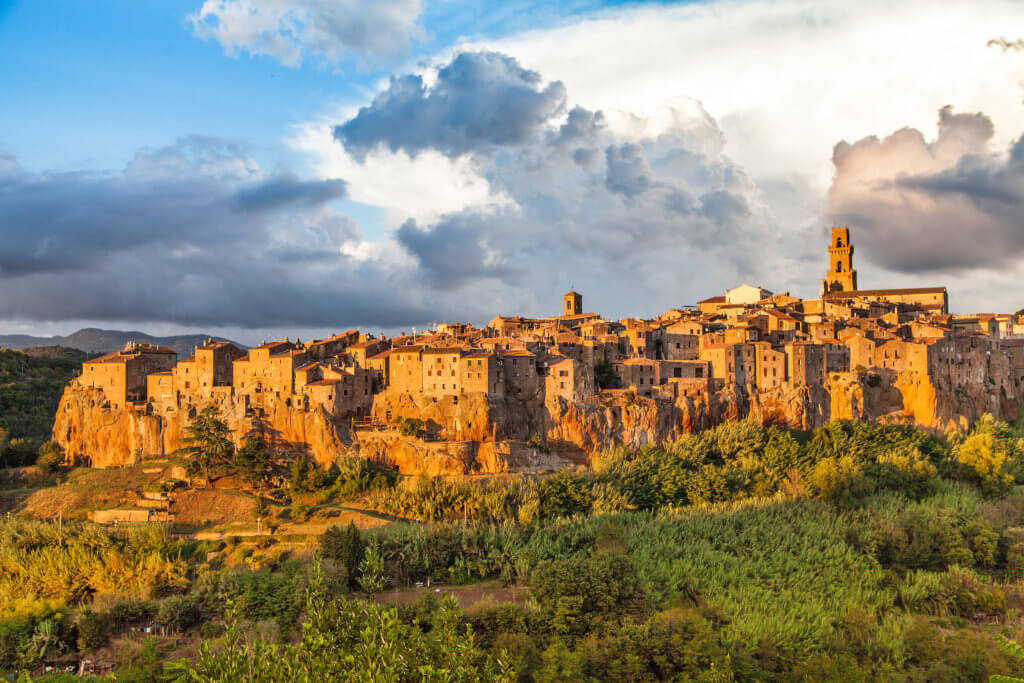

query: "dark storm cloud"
(333, 51), (567, 159)
(605, 143), (653, 198)
(397, 216), (522, 288)
(829, 106), (1024, 273)
(232, 176), (348, 212)
(0, 139), (470, 328)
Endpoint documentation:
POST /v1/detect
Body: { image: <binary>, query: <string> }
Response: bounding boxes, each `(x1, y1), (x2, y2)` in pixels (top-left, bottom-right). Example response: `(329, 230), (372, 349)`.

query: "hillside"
(0, 348), (81, 467)
(0, 328), (245, 359)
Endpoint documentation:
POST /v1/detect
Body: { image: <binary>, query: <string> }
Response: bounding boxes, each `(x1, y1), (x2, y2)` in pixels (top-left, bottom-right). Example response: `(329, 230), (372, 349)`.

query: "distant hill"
(0, 328), (246, 360)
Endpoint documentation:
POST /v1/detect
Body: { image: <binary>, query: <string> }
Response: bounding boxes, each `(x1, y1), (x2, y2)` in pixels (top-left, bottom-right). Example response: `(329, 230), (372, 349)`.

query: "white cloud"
(188, 0), (423, 67)
(287, 0), (1024, 314)
(289, 117), (505, 226)
(471, 0), (1024, 190)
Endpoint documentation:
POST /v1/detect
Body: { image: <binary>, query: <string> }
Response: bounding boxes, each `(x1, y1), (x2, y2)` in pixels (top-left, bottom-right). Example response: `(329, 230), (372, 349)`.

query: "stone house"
(754, 342), (787, 391)
(81, 342), (177, 408)
(422, 347), (463, 398)
(786, 342), (825, 387)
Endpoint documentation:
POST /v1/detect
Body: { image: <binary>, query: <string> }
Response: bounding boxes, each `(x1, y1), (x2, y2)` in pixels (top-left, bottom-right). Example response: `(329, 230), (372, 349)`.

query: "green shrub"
(75, 609), (111, 651)
(949, 415), (1022, 496)
(809, 456), (866, 503)
(155, 595), (201, 633)
(899, 566), (1005, 617)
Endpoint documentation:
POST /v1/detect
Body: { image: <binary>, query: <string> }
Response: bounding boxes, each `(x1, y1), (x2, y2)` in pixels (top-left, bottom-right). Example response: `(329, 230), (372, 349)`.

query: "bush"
(949, 415), (1022, 496)
(155, 596), (201, 633)
(290, 502), (311, 523)
(75, 609), (111, 651)
(530, 554), (645, 638)
(809, 456), (866, 503)
(320, 522), (364, 589)
(900, 566), (1005, 617)
(35, 441), (63, 475)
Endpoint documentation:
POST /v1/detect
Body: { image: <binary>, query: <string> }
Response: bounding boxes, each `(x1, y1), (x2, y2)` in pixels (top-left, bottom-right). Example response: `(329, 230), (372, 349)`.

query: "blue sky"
(0, 0), (1022, 344)
(0, 0), (671, 172)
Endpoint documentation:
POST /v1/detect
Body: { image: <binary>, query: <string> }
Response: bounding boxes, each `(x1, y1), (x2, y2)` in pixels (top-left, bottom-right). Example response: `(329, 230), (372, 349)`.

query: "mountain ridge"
(0, 328), (246, 360)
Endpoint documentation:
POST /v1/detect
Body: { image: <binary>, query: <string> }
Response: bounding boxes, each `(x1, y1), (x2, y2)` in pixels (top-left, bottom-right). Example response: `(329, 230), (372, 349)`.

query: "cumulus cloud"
(829, 105), (1024, 273)
(333, 51), (567, 159)
(188, 0), (422, 67)
(325, 51), (772, 318)
(0, 137), (479, 328)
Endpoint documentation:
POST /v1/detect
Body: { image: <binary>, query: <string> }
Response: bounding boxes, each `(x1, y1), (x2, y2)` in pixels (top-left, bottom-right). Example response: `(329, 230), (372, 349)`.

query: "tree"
(179, 407), (234, 485)
(233, 439), (272, 488)
(321, 523), (365, 589)
(172, 562), (514, 682)
(992, 635), (1024, 682)
(35, 441), (63, 476)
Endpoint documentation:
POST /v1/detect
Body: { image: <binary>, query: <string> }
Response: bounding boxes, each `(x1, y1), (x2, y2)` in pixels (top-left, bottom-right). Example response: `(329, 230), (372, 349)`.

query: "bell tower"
(820, 226), (857, 296)
(563, 290), (582, 316)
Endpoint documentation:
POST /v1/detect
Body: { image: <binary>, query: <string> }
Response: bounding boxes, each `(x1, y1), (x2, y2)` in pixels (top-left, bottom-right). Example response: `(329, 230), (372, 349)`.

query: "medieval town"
(54, 227), (1024, 475)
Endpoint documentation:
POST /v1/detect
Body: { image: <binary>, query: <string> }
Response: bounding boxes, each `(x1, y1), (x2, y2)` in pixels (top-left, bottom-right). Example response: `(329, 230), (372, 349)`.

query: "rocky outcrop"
(55, 364), (1024, 473)
(54, 384), (349, 469)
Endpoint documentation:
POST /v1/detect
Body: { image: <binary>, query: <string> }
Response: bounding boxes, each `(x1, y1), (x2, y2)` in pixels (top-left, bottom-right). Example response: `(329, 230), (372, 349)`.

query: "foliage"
(179, 406), (234, 484)
(171, 563), (513, 682)
(321, 523), (364, 589)
(155, 595), (202, 633)
(288, 454), (332, 492)
(950, 414), (1024, 496)
(0, 349), (81, 454)
(34, 441), (63, 475)
(233, 438), (272, 488)
(328, 456), (397, 500)
(394, 416), (426, 438)
(0, 518), (189, 619)
(992, 635), (1024, 682)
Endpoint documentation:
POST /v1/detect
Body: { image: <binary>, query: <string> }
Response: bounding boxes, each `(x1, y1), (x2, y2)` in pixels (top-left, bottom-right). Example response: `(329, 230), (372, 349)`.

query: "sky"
(1, 0), (1023, 345)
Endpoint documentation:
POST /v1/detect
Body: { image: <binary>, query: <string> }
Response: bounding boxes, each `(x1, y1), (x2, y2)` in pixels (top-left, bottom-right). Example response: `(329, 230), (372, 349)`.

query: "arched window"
(836, 262), (843, 272)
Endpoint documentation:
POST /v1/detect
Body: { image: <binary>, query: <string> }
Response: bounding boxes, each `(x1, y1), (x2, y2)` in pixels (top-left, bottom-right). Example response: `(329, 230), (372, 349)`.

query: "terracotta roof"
(85, 346), (176, 364)
(422, 346), (463, 355)
(256, 340), (293, 350)
(391, 345), (425, 353)
(698, 295), (726, 304)
(823, 287), (946, 299)
(306, 379), (340, 387)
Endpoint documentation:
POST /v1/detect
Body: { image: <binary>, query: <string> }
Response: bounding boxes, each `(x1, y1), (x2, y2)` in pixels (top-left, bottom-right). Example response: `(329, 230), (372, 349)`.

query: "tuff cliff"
(53, 368), (1022, 472)
(54, 384), (350, 469)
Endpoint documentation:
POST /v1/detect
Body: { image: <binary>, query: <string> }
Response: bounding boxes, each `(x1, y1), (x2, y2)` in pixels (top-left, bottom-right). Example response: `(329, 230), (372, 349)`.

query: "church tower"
(820, 226), (857, 296)
(563, 290), (582, 316)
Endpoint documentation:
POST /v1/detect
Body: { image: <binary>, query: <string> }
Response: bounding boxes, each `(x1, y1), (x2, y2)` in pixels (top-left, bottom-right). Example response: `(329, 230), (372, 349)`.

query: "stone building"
(81, 342), (177, 408)
(563, 290), (583, 316)
(820, 226), (857, 295)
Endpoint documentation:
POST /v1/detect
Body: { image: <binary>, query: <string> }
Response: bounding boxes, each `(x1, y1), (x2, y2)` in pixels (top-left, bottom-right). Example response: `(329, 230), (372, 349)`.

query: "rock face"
(54, 384), (349, 469)
(54, 366), (1023, 473)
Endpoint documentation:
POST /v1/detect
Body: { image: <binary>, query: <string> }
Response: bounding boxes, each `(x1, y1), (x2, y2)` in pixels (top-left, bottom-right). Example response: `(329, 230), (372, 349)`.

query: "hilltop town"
(54, 228), (1024, 474)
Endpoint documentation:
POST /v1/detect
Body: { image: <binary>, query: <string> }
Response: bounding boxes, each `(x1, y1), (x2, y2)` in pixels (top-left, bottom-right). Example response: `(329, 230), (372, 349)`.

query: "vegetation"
(0, 348), (81, 468)
(5, 416), (1024, 680)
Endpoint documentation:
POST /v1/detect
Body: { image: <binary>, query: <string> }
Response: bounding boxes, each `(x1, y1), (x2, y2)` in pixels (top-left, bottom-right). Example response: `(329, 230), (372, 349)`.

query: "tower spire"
(820, 226), (857, 297)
